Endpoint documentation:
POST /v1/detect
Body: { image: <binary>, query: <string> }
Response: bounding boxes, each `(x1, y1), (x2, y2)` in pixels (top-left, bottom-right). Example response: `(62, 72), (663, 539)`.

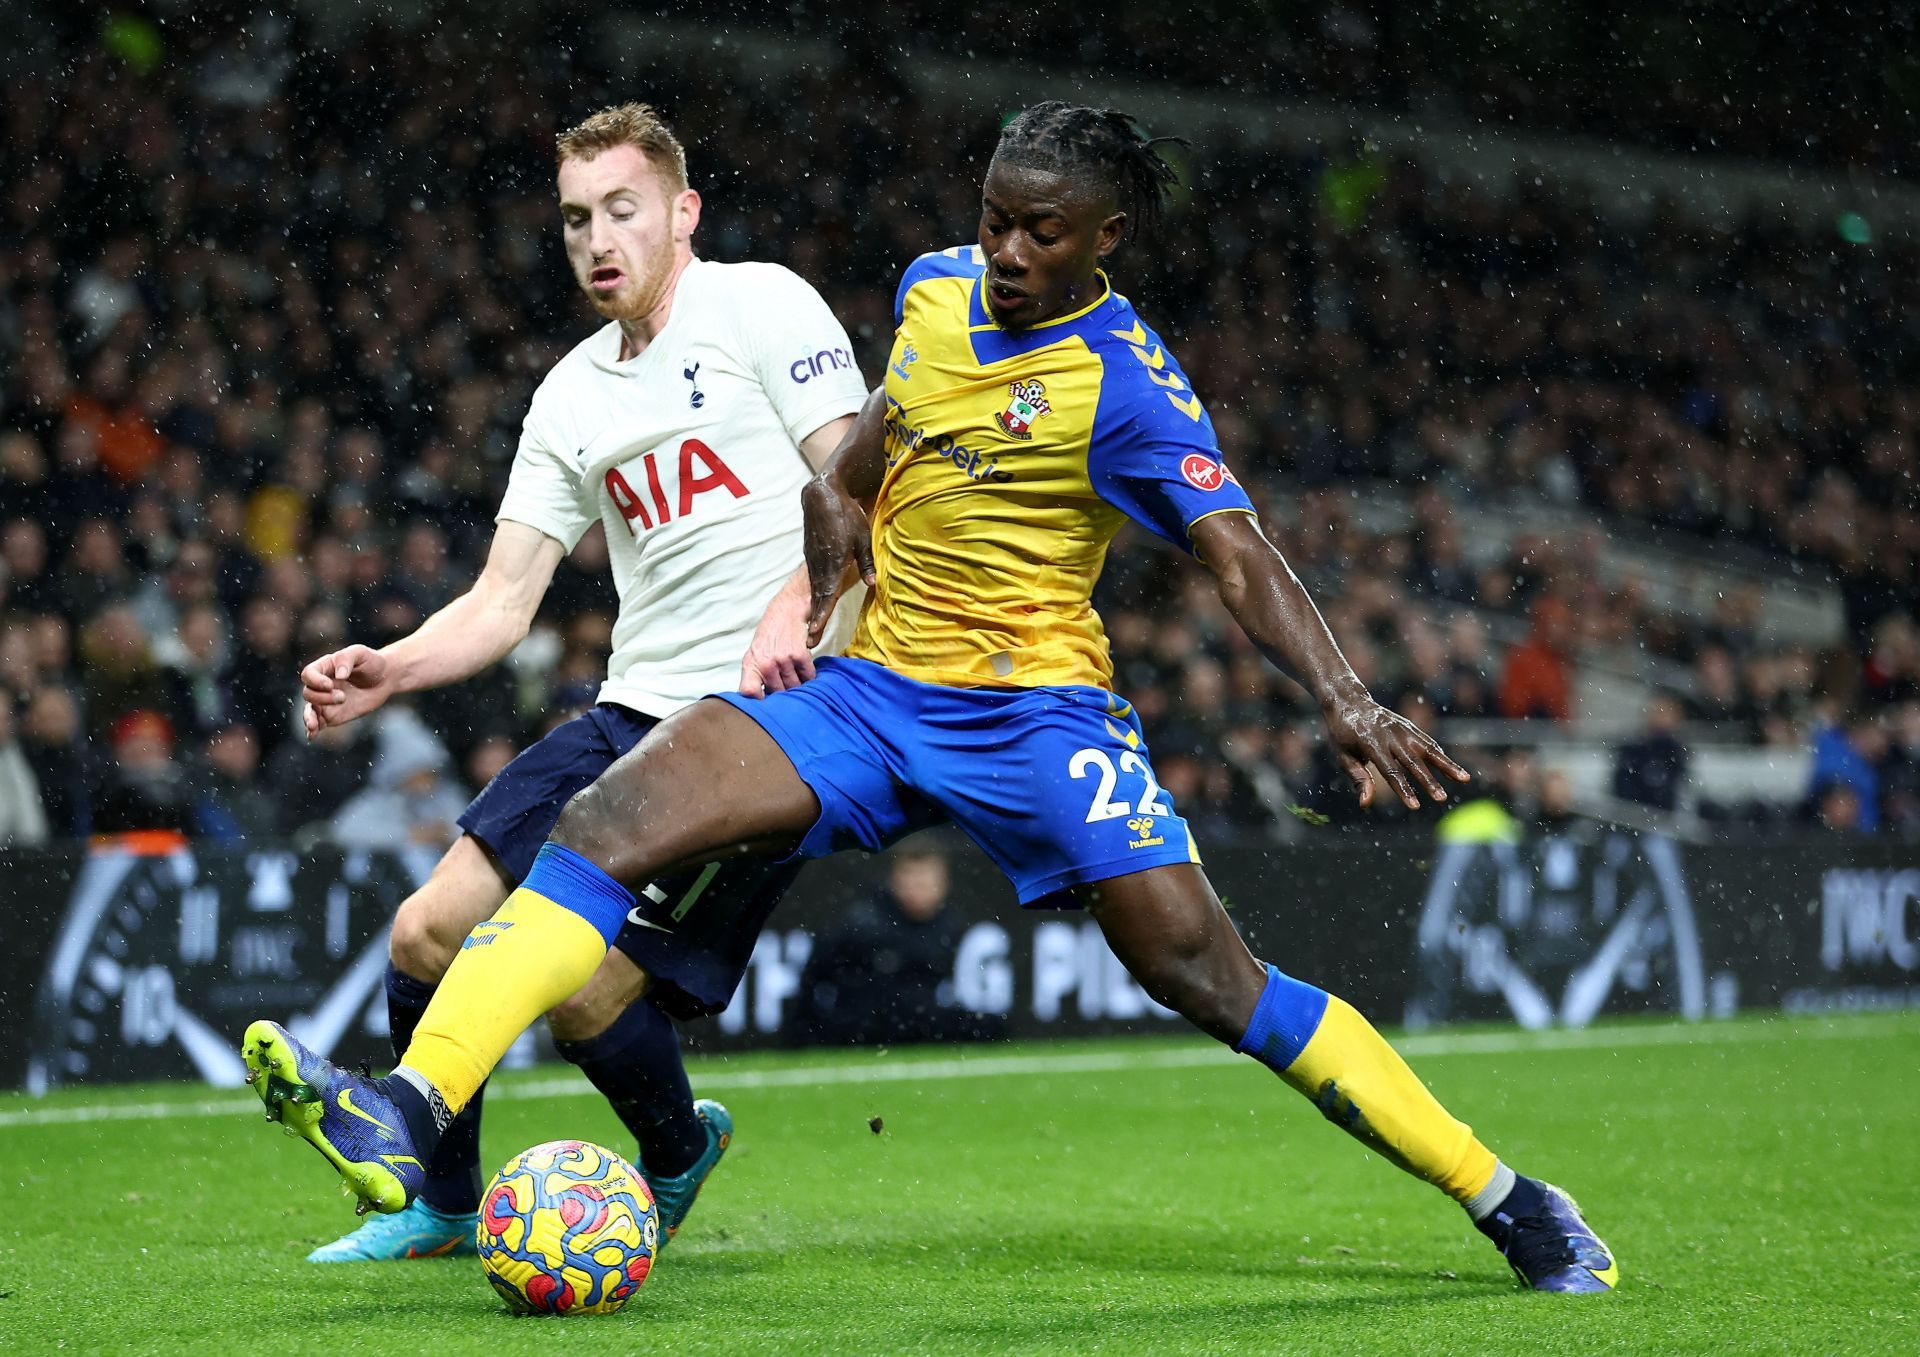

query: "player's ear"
(673, 188), (702, 243)
(1095, 211), (1126, 260)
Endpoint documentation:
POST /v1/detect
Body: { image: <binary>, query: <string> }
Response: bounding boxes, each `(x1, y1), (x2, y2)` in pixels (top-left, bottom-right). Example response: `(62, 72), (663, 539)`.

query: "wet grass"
(2, 1013), (1917, 1354)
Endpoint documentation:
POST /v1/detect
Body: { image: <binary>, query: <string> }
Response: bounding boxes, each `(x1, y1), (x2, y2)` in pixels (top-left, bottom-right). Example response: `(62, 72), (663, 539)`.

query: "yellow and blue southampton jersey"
(845, 244), (1257, 691)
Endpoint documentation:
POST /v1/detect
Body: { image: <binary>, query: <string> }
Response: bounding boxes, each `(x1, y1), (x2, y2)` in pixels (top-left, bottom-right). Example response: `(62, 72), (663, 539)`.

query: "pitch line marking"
(0, 1014), (1914, 1130)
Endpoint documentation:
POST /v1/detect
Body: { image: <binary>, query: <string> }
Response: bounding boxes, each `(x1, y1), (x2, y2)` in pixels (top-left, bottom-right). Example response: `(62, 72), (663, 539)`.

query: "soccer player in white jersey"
(297, 103), (867, 1261)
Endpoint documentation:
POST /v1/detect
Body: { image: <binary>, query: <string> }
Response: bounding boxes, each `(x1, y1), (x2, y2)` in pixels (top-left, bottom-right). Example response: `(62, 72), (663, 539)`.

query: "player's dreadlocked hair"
(992, 102), (1185, 241)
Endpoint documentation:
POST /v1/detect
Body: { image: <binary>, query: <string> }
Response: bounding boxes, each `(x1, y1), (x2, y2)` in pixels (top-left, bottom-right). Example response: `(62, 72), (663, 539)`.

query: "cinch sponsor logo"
(883, 396), (1011, 484)
(790, 346), (856, 383)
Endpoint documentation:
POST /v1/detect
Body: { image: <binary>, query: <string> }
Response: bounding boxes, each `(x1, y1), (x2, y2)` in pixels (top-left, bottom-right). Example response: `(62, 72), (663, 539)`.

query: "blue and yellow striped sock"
(1234, 963), (1501, 1207)
(399, 843), (633, 1117)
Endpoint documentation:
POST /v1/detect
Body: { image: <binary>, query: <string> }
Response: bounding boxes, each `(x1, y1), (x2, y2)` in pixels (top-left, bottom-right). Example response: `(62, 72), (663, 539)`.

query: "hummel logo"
(337, 1087), (395, 1134)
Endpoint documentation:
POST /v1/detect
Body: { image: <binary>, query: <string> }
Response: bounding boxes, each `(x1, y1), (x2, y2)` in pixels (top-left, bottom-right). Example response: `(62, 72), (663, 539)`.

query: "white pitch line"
(0, 1014), (1914, 1131)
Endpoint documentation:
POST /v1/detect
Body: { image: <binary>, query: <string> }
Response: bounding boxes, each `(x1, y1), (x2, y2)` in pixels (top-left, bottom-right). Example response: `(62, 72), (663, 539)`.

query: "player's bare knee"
(546, 987), (628, 1044)
(388, 894), (457, 983)
(550, 782), (627, 874)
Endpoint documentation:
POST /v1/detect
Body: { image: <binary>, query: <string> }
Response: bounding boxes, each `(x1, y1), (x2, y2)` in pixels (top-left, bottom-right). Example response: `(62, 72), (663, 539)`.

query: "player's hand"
(801, 475), (875, 647)
(300, 644), (394, 737)
(740, 580), (817, 697)
(1321, 695), (1470, 810)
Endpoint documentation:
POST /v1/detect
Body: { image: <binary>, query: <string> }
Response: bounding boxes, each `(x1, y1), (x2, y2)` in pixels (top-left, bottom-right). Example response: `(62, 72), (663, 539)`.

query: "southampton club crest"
(994, 379), (1051, 440)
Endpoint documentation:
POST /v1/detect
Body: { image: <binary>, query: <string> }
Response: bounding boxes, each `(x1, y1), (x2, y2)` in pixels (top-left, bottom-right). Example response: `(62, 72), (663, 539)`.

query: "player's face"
(978, 157), (1125, 331)
(558, 145), (700, 325)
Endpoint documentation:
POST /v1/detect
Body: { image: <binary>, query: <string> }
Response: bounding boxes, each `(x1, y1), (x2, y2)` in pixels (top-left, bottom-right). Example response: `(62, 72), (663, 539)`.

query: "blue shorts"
(714, 657), (1199, 908)
(457, 703), (802, 1018)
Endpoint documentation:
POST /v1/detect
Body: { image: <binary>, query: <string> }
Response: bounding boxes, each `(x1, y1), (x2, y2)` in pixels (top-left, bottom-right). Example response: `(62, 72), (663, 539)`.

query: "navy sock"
(552, 997), (707, 1180)
(387, 963), (485, 1213)
(1475, 1173), (1548, 1243)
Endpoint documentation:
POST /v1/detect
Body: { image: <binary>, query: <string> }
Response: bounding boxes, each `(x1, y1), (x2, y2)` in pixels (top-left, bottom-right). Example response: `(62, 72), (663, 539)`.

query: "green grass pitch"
(2, 1012), (1917, 1355)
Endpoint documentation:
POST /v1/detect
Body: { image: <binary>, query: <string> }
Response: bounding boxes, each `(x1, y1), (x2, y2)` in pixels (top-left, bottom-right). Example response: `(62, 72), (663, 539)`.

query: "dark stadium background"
(2, 1), (1918, 1091)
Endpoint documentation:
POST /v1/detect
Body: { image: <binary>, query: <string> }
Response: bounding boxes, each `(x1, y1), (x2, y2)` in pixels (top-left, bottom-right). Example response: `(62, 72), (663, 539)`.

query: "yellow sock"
(401, 887), (608, 1115)
(1281, 995), (1498, 1204)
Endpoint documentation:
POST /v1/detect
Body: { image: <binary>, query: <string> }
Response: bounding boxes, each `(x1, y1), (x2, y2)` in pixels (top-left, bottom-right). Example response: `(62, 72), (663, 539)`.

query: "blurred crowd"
(876, 0), (1910, 177)
(2, 7), (1917, 849)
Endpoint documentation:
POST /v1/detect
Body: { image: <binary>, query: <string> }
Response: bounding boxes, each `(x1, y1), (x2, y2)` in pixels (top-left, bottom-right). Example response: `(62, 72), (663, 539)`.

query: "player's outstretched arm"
(301, 521), (566, 736)
(801, 386), (889, 646)
(1190, 511), (1469, 810)
(740, 413), (861, 696)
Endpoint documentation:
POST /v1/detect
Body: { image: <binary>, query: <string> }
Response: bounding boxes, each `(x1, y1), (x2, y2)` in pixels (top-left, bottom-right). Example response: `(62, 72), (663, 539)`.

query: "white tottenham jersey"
(498, 258), (868, 717)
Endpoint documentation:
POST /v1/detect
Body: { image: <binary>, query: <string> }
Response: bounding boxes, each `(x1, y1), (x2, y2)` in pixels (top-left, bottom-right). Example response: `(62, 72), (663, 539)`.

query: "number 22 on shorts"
(1069, 747), (1173, 823)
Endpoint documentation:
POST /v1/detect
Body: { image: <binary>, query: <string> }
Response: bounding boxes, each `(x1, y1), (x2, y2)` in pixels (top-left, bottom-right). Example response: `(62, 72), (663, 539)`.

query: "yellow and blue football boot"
(644, 1098), (732, 1244)
(306, 1199), (479, 1262)
(242, 1019), (426, 1216)
(1478, 1177), (1618, 1293)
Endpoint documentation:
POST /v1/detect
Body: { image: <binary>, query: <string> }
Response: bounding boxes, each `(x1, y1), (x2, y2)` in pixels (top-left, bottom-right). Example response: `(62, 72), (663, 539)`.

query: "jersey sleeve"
(739, 264), (868, 447)
(495, 389), (594, 550)
(1086, 342), (1255, 552)
(893, 246), (984, 328)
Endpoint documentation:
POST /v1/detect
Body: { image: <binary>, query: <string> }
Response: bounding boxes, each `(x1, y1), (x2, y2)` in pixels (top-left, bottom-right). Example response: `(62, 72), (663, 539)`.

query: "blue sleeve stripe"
(893, 246), (984, 327)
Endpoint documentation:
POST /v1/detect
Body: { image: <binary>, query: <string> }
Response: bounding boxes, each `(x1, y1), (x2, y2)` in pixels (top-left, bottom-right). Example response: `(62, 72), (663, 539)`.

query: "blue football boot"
(306, 1199), (479, 1262)
(241, 1019), (426, 1215)
(1478, 1177), (1619, 1293)
(643, 1098), (733, 1244)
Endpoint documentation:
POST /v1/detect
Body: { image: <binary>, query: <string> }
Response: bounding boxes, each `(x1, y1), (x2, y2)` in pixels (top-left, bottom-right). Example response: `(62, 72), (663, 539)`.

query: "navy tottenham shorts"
(457, 703), (802, 1019)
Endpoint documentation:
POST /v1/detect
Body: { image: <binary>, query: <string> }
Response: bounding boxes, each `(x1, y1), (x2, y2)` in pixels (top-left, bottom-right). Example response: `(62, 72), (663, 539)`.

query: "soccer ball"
(477, 1139), (660, 1316)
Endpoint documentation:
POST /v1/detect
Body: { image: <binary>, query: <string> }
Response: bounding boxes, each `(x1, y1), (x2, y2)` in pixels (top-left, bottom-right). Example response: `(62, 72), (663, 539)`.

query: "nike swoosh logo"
(337, 1087), (395, 1134)
(625, 909), (673, 933)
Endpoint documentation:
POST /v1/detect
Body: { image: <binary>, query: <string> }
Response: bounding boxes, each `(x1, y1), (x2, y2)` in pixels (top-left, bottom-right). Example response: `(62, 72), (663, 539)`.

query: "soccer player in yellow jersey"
(243, 103), (1615, 1293)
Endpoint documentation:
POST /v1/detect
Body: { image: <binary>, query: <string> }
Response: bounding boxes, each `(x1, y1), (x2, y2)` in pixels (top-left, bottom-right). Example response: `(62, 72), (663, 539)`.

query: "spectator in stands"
(801, 843), (978, 1045)
(190, 722), (279, 843)
(18, 685), (89, 838)
(1812, 782), (1865, 833)
(78, 603), (171, 744)
(1877, 702), (1920, 834)
(64, 347), (166, 488)
(1613, 696), (1692, 814)
(325, 708), (466, 853)
(131, 537), (220, 645)
(1533, 768), (1585, 833)
(1684, 645), (1749, 726)
(1807, 713), (1886, 833)
(93, 708), (192, 834)
(1498, 592), (1575, 722)
(463, 734), (518, 796)
(52, 519), (131, 624)
(1, 518), (55, 616)
(0, 435), (60, 534)
(226, 595), (297, 756)
(0, 696), (49, 847)
(158, 602), (232, 737)
(264, 717), (375, 837)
